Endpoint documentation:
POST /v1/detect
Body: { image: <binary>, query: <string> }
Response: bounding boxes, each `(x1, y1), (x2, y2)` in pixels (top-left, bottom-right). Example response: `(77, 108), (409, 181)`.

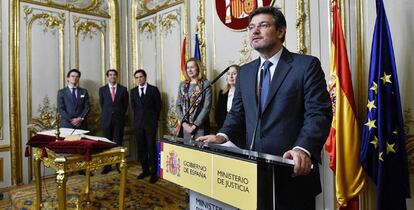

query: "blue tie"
(71, 87), (77, 104)
(261, 60), (273, 111)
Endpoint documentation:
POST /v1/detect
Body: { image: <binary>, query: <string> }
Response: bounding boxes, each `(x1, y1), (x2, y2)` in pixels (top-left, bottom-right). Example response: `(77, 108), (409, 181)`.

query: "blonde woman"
(176, 58), (212, 139)
(214, 65), (245, 147)
(215, 65), (240, 129)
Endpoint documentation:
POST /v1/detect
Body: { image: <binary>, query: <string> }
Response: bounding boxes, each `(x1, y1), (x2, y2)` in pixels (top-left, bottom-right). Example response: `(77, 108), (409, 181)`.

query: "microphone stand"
(249, 67), (264, 156)
(179, 66), (231, 140)
(249, 68), (277, 210)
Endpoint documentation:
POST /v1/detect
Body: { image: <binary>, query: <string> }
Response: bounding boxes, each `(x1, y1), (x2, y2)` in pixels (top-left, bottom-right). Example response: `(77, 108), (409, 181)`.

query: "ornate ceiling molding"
(159, 9), (181, 35)
(20, 0), (110, 18)
(138, 18), (157, 39)
(136, 0), (183, 19)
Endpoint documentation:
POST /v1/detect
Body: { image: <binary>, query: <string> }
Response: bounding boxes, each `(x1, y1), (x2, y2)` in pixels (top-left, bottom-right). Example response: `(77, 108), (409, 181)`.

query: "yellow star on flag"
(380, 72), (392, 84)
(379, 152), (384, 162)
(370, 136), (379, 149)
(386, 142), (396, 154)
(370, 82), (378, 94)
(365, 118), (377, 130)
(392, 129), (398, 135)
(367, 100), (376, 111)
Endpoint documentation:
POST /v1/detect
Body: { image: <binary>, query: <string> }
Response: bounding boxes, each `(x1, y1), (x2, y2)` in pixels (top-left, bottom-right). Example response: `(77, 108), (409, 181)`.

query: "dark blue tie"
(71, 87), (77, 104)
(261, 60), (273, 111)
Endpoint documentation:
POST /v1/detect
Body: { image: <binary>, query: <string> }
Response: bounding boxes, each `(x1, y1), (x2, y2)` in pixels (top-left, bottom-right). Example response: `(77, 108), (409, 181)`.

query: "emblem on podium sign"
(215, 0), (274, 30)
(166, 150), (181, 176)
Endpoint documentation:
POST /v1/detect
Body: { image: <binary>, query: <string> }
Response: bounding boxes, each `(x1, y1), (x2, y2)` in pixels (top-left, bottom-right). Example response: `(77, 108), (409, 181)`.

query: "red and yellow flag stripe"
(326, 1), (366, 209)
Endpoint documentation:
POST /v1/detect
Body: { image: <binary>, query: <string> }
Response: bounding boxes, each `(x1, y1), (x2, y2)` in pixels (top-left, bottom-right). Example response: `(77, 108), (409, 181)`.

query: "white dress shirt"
(139, 83), (147, 97)
(226, 88), (235, 112)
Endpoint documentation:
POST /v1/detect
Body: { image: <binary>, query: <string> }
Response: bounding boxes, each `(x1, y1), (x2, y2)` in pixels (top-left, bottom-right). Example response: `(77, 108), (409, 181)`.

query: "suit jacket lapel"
(247, 58), (261, 106)
(263, 48), (292, 111)
(76, 88), (81, 107)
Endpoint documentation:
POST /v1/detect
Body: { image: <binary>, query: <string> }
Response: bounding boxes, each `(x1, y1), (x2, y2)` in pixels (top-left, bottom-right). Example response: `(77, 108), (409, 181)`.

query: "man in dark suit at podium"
(197, 6), (332, 210)
(99, 69), (129, 174)
(131, 69), (161, 183)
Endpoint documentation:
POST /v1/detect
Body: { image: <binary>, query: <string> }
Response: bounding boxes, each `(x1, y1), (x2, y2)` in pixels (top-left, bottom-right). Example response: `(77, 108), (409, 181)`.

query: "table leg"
(79, 170), (92, 208)
(34, 156), (42, 210)
(56, 169), (67, 210)
(119, 161), (127, 209)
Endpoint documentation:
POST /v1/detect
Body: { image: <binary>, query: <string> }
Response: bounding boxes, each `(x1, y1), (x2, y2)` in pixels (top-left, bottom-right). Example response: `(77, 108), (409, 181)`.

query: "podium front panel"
(159, 140), (257, 210)
(213, 155), (257, 209)
(159, 141), (212, 196)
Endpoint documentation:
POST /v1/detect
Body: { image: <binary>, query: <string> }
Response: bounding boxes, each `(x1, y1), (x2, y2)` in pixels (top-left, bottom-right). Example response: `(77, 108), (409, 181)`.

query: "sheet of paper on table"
(37, 128), (89, 137)
(37, 129), (116, 144)
(81, 135), (116, 144)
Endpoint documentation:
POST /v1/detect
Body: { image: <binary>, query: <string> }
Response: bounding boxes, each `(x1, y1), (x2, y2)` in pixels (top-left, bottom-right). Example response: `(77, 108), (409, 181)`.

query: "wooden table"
(33, 146), (127, 210)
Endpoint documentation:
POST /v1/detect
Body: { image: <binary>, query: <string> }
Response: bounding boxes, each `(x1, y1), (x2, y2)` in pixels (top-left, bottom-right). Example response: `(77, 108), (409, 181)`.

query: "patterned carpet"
(6, 165), (188, 209)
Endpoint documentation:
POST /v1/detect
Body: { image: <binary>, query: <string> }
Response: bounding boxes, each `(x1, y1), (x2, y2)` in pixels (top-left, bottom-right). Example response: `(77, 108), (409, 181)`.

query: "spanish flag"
(180, 37), (186, 81)
(325, 1), (366, 209)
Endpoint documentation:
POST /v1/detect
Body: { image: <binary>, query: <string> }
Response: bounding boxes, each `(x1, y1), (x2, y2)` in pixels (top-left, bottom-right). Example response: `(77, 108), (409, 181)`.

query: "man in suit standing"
(197, 6), (332, 210)
(99, 69), (129, 174)
(57, 69), (90, 130)
(131, 69), (161, 183)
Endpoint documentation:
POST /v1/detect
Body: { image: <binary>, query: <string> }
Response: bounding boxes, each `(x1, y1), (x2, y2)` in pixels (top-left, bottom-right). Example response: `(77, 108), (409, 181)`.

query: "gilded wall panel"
(22, 6), (66, 123)
(18, 3), (69, 183)
(137, 16), (157, 85)
(158, 7), (183, 130)
(71, 15), (108, 98)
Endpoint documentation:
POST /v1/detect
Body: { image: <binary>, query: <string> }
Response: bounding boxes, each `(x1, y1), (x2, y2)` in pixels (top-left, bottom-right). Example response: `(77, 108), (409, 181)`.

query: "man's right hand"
(196, 135), (226, 144)
(71, 117), (82, 127)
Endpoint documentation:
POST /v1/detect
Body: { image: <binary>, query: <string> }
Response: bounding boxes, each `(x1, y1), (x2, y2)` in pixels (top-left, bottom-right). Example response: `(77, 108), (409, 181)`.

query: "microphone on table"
(179, 66), (232, 139)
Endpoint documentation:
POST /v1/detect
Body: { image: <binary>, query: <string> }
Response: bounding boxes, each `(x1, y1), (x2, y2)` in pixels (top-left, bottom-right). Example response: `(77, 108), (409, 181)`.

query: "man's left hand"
(283, 148), (312, 177)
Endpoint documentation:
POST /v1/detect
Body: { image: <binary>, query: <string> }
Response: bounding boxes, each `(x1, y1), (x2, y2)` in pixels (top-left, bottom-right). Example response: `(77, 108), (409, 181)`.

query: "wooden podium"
(158, 136), (295, 210)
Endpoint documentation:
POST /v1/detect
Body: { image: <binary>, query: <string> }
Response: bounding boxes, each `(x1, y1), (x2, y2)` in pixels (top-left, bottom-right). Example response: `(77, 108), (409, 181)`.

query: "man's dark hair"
(134, 69), (147, 78)
(106, 69), (118, 77)
(249, 6), (287, 42)
(67, 68), (81, 78)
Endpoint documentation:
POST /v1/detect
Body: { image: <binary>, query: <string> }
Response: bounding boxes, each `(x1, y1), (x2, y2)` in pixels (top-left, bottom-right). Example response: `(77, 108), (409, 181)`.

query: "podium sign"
(212, 155), (257, 209)
(160, 141), (212, 195)
(159, 141), (257, 210)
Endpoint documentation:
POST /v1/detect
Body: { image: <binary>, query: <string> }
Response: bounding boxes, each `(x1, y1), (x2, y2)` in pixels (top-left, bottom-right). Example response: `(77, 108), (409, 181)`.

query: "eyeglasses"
(247, 22), (272, 31)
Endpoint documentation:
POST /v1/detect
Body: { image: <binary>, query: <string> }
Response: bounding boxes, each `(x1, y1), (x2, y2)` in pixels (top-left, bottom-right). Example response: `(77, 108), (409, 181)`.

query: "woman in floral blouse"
(176, 58), (212, 139)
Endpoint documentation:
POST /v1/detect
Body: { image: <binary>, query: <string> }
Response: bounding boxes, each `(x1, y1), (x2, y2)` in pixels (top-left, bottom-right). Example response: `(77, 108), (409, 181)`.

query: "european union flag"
(194, 34), (201, 60)
(360, 0), (411, 210)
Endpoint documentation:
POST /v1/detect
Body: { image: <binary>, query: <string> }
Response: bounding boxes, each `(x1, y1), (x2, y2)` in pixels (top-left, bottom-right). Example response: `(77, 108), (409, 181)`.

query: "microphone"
(249, 67), (264, 152)
(179, 66), (231, 137)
